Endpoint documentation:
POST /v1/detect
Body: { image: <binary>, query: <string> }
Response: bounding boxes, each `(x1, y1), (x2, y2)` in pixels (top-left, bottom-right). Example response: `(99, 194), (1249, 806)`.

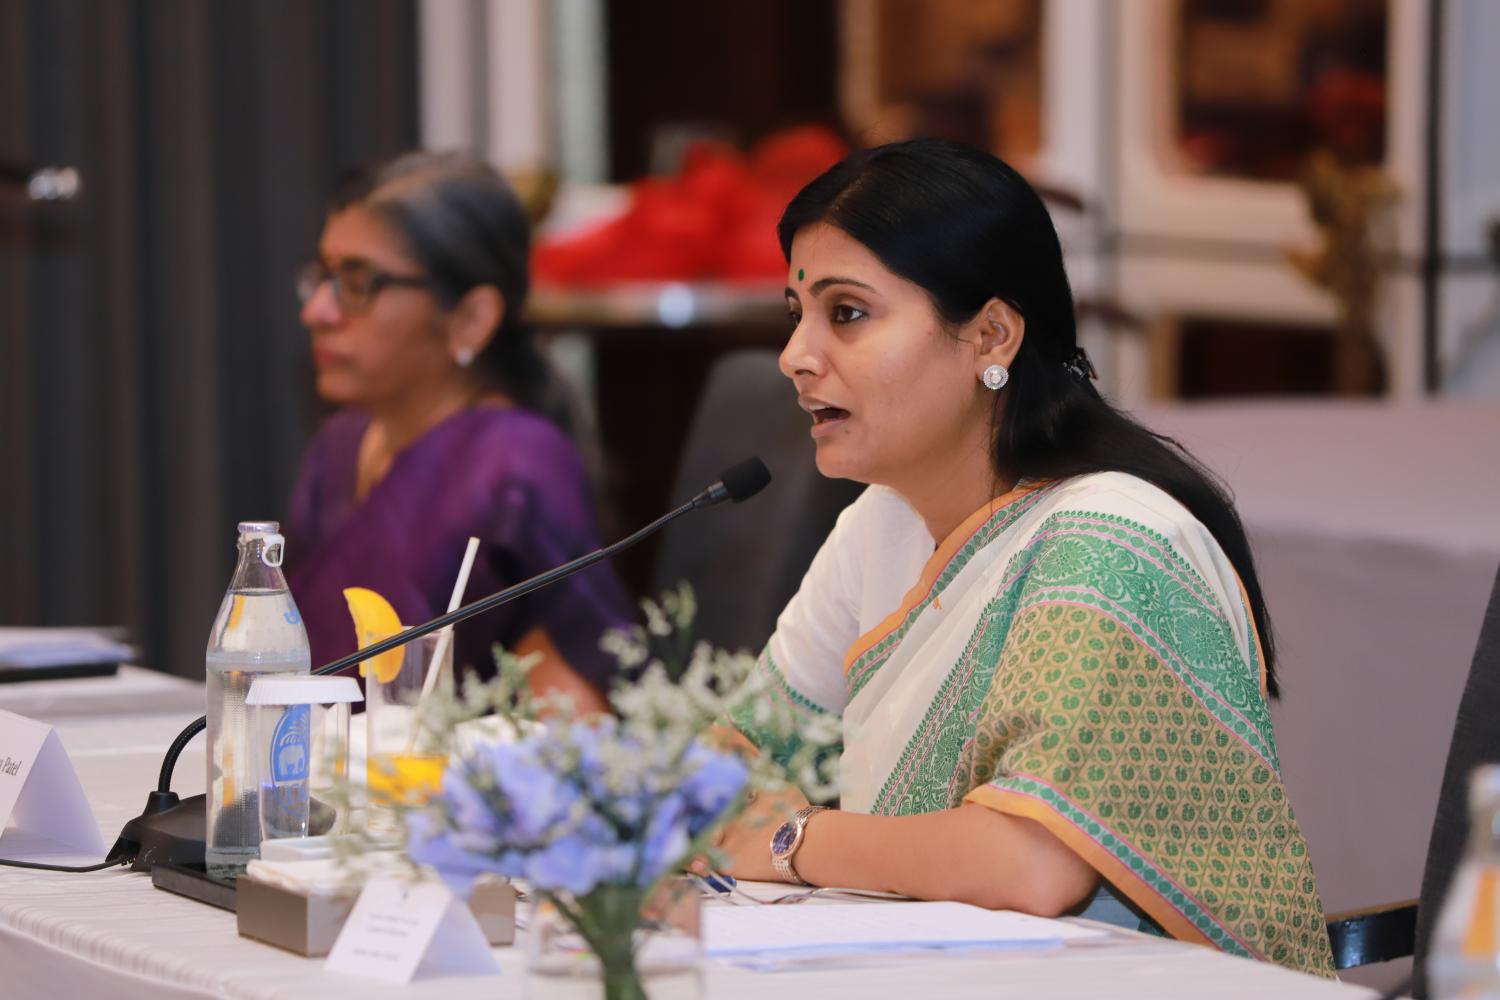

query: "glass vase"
(525, 878), (702, 1000)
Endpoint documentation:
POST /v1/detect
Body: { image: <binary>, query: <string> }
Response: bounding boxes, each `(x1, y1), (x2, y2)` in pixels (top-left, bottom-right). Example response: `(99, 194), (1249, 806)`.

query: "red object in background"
(1303, 68), (1386, 163)
(534, 125), (848, 286)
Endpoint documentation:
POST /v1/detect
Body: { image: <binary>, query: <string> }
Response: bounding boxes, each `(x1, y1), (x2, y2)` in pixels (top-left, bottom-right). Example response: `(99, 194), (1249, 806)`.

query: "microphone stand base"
(114, 792), (206, 873)
(112, 793), (339, 874)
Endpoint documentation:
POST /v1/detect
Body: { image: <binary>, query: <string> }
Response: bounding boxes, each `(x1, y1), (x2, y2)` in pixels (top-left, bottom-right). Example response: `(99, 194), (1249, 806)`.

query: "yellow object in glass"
(367, 752), (446, 806)
(341, 586), (405, 683)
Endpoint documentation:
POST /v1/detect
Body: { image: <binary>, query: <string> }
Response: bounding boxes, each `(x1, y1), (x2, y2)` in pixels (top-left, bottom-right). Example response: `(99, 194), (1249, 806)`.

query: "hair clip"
(1063, 347), (1098, 382)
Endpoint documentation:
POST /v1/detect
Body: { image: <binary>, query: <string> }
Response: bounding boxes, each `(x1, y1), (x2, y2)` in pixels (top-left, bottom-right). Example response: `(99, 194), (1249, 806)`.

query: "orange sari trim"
(842, 484), (1041, 674)
(964, 784), (1212, 948)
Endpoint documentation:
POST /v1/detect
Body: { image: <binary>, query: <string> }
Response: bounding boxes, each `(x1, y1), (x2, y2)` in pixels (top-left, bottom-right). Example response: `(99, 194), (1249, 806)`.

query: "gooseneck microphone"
(101, 457), (771, 872)
(688, 458), (771, 510)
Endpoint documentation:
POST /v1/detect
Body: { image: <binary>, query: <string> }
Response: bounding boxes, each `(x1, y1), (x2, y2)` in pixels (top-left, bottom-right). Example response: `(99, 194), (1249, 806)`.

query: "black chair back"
(651, 349), (863, 654)
(1412, 562), (1500, 996)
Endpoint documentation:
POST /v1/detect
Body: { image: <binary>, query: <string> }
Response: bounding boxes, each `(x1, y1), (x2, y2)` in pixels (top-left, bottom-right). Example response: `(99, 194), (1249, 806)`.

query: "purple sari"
(284, 406), (634, 688)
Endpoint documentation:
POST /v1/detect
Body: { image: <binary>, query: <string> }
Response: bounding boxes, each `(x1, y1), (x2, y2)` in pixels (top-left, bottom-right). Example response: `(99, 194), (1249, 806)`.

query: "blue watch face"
(771, 821), (797, 856)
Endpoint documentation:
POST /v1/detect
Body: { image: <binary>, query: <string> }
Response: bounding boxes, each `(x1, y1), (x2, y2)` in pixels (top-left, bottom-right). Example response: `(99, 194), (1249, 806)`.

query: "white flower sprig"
(395, 583), (841, 892)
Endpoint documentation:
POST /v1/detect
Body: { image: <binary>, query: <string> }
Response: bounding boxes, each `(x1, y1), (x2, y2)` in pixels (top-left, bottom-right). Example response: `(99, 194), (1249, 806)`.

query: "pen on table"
(700, 871), (736, 893)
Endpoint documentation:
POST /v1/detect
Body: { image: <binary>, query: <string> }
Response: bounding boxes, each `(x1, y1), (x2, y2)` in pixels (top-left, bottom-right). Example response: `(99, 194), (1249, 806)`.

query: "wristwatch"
(770, 805), (828, 885)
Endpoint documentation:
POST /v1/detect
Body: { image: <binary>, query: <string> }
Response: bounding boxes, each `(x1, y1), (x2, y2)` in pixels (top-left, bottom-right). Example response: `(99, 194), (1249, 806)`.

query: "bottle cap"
(236, 521), (286, 566)
(247, 674), (363, 706)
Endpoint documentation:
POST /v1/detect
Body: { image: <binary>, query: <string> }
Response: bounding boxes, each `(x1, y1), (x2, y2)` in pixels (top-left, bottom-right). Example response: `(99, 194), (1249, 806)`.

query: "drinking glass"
(365, 630), (453, 832)
(248, 674), (361, 842)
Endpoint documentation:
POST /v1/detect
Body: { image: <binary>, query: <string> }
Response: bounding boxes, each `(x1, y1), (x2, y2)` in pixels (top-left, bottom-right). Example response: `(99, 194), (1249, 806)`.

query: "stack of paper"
(704, 901), (1104, 964)
(0, 627), (134, 668)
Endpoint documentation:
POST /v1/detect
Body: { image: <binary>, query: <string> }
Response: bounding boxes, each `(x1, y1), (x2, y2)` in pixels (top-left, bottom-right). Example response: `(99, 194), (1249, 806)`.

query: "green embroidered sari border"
(846, 483), (1060, 698)
(1018, 586), (1276, 766)
(759, 647), (830, 716)
(985, 774), (1255, 957)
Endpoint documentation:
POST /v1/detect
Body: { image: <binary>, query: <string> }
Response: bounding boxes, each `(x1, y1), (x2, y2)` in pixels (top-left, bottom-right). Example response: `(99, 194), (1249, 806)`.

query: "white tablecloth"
(0, 664), (205, 722)
(0, 677), (1378, 999)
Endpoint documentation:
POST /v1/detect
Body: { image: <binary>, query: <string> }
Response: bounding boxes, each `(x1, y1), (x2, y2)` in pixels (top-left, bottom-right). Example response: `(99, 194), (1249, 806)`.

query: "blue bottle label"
(269, 704), (311, 817)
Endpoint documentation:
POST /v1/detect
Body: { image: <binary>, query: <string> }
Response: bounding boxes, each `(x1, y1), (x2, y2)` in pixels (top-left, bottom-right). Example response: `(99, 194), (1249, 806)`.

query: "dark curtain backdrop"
(0, 0), (418, 677)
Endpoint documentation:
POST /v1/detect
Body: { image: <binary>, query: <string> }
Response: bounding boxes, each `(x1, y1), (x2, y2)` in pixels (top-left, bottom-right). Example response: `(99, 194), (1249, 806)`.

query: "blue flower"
(440, 766), (504, 855)
(569, 718), (611, 770)
(679, 746), (748, 832)
(410, 726), (754, 896)
(638, 793), (690, 883)
(407, 811), (504, 898)
(485, 742), (580, 844)
(568, 722), (629, 807)
(525, 833), (634, 895)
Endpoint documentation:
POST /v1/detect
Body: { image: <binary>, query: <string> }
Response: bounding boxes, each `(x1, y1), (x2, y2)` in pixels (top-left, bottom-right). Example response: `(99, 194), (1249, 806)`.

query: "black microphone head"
(720, 457), (771, 503)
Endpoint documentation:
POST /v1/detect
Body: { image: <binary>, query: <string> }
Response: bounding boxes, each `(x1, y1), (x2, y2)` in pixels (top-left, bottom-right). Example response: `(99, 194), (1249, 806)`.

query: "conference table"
(0, 668), (1383, 999)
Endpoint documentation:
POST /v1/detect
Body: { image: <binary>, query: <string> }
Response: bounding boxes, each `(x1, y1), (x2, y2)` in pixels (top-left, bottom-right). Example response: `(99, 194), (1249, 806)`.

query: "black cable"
(158, 716), (206, 793)
(0, 856), (128, 872)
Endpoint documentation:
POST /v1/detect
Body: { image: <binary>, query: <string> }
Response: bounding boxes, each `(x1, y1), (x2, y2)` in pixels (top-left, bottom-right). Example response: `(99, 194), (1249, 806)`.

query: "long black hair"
(330, 152), (566, 428)
(779, 138), (1280, 694)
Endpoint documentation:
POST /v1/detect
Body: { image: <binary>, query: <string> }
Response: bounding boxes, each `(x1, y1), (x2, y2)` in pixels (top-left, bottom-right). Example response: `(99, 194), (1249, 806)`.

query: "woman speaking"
(719, 138), (1334, 977)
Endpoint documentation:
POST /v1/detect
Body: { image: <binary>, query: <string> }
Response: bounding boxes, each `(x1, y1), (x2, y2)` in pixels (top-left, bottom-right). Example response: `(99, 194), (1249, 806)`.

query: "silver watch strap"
(771, 805), (827, 885)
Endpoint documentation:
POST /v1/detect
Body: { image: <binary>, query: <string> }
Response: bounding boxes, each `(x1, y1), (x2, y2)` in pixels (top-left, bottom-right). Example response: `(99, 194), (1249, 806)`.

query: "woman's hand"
(513, 627), (609, 715)
(712, 784), (813, 883)
(699, 724), (1097, 915)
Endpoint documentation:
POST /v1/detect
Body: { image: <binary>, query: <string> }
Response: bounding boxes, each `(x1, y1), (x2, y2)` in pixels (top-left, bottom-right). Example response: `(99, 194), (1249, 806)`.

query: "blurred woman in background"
(285, 152), (630, 712)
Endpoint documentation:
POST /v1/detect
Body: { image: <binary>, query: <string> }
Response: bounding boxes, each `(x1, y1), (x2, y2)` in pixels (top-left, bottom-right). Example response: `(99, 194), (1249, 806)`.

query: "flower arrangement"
(399, 586), (839, 999)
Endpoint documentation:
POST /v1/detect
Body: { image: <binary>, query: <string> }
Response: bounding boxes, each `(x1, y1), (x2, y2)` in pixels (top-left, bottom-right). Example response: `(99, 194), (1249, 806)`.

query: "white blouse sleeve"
(755, 486), (931, 718)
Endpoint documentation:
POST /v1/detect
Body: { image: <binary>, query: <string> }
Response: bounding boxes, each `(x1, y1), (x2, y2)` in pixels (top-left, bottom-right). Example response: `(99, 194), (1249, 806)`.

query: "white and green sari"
(732, 472), (1335, 977)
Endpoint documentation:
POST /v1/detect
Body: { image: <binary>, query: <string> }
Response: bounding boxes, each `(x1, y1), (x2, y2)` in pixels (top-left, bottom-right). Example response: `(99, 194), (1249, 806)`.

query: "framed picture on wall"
(1173, 0), (1388, 182)
(1109, 0), (1428, 398)
(1115, 0), (1415, 248)
(839, 0), (1045, 168)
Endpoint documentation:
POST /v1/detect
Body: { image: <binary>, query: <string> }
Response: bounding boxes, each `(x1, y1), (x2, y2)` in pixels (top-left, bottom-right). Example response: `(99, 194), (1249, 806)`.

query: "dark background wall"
(606, 0), (840, 180)
(0, 0), (419, 677)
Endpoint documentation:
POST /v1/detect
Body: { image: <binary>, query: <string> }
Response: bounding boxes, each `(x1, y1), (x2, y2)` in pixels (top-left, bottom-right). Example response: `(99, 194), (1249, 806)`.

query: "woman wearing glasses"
(285, 152), (631, 711)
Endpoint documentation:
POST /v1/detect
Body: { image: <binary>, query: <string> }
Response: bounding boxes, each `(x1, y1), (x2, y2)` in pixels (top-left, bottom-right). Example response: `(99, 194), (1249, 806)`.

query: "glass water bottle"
(204, 521), (310, 878)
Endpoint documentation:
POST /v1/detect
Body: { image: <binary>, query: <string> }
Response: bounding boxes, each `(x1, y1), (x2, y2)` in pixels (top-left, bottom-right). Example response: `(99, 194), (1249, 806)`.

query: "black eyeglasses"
(296, 258), (431, 315)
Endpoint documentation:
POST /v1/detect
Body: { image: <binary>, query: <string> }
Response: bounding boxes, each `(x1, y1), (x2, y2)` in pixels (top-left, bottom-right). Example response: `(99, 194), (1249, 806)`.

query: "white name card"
(325, 876), (499, 983)
(0, 708), (105, 863)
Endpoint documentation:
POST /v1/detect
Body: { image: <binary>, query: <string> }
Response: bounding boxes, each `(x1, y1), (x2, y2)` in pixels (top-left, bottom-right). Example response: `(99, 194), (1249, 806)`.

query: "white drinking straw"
(405, 535), (480, 753)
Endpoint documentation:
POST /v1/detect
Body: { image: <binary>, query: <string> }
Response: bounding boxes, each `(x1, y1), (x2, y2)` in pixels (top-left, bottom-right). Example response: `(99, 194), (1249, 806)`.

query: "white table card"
(0, 708), (105, 863)
(325, 875), (499, 982)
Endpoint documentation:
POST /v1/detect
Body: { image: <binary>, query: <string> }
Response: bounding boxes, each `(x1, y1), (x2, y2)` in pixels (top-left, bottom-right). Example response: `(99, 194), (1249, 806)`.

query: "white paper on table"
(703, 901), (1105, 958)
(0, 708), (106, 863)
(0, 627), (133, 667)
